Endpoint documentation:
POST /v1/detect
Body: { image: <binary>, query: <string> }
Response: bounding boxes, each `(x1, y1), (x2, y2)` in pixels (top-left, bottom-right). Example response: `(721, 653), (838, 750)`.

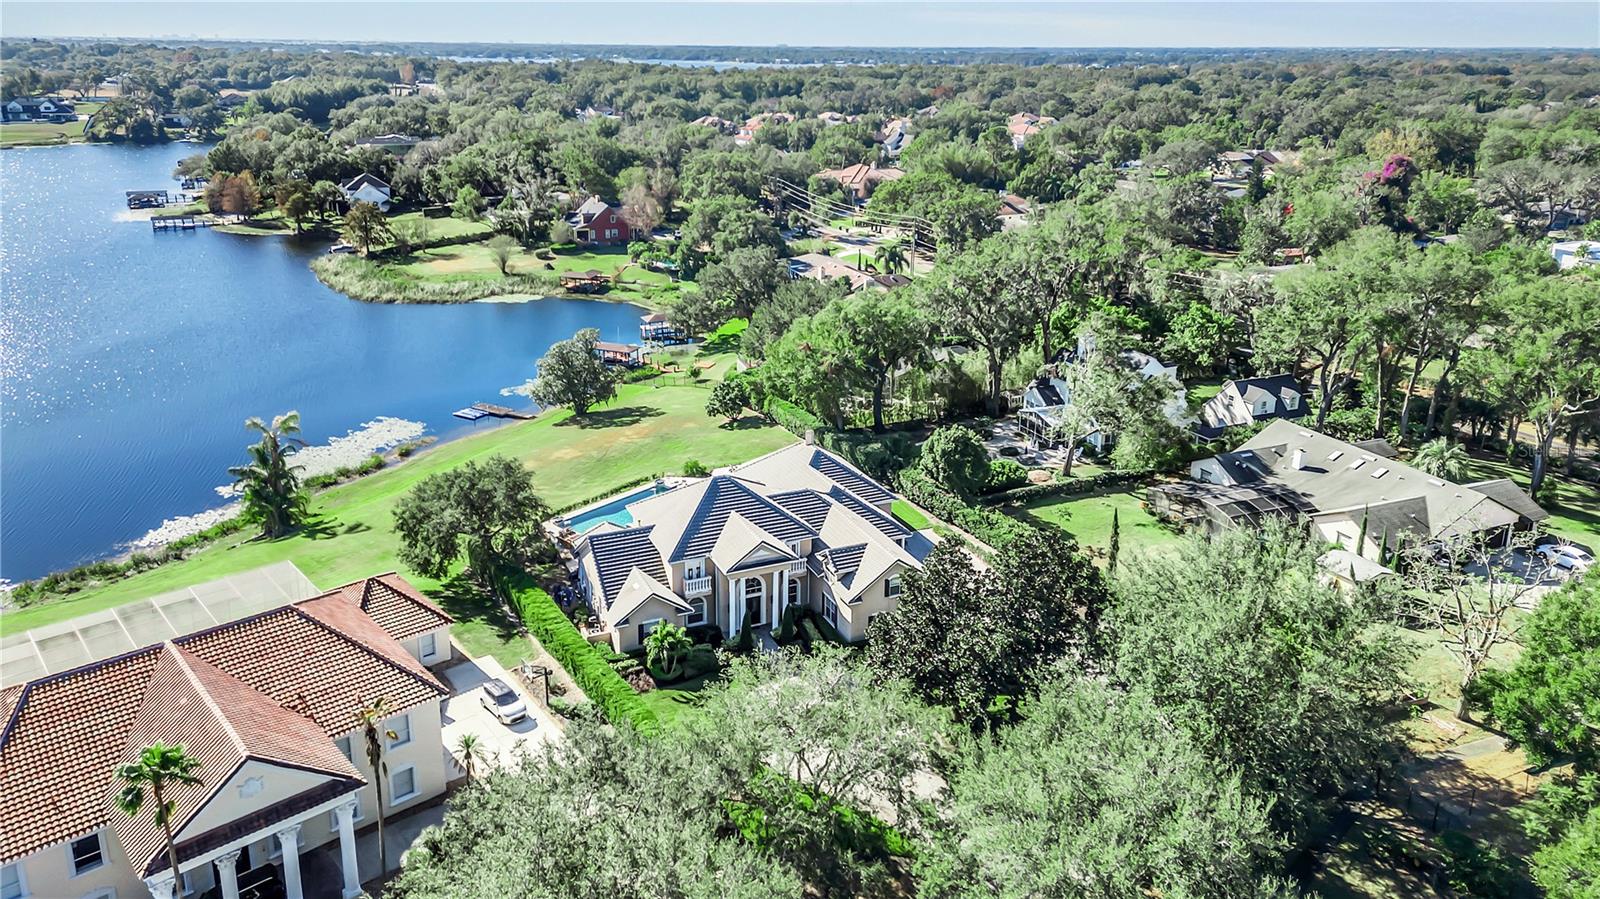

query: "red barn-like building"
(568, 196), (640, 245)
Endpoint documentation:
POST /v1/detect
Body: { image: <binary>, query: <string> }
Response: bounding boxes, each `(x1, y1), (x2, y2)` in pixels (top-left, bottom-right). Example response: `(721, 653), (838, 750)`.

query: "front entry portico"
(145, 792), (362, 899)
(726, 566), (797, 638)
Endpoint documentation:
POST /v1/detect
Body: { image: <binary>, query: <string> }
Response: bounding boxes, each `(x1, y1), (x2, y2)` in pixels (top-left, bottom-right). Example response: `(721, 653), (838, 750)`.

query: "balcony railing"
(788, 560), (807, 575)
(684, 575), (713, 595)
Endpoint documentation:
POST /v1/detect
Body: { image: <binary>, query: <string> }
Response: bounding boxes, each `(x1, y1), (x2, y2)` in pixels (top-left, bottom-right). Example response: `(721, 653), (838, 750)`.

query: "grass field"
(378, 242), (684, 305)
(1012, 481), (1183, 559)
(1, 376), (796, 652)
(0, 119), (87, 147)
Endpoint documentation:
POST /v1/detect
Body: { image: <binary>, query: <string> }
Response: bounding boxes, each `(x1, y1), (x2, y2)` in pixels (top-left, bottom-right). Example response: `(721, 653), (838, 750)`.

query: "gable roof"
(115, 646), (362, 877)
(0, 574), (446, 865)
(574, 195), (613, 220)
(1465, 478), (1550, 523)
(660, 475), (815, 562)
(342, 172), (390, 194)
(601, 568), (691, 628)
(584, 525), (669, 604)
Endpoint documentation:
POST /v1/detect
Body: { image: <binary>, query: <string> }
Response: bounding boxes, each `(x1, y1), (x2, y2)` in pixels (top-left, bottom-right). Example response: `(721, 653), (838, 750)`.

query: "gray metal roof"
(809, 449), (894, 506)
(671, 475), (815, 562)
(826, 485), (908, 541)
(769, 489), (834, 530)
(587, 525), (668, 604)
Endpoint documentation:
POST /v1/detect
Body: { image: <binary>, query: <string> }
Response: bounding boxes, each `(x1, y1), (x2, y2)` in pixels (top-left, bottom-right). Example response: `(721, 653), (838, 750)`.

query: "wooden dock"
(151, 214), (213, 231)
(452, 402), (534, 421)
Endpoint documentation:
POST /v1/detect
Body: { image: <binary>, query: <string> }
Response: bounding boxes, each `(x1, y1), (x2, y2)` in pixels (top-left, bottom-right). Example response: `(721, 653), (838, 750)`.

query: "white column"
(732, 578), (744, 636)
(145, 875), (177, 899)
(778, 569), (788, 618)
(771, 569), (780, 625)
(276, 823), (304, 899)
(215, 849), (242, 899)
(335, 798), (362, 899)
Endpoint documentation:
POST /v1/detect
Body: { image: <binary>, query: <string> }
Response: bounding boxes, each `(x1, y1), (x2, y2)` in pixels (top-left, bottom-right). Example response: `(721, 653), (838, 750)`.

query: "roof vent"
(1428, 478), (1445, 487)
(1351, 459), (1368, 471)
(1370, 467), (1389, 479)
(1292, 448), (1307, 470)
(1328, 451), (1344, 461)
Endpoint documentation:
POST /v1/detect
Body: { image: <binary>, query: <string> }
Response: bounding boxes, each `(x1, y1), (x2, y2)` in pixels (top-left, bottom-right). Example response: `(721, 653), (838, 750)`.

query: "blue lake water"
(0, 142), (645, 582)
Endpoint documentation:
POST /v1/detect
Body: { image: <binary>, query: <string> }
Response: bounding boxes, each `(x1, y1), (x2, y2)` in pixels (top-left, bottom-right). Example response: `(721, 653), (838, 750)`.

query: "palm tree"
(228, 412), (308, 539)
(453, 733), (489, 780)
(359, 698), (398, 875)
(1411, 438), (1471, 482)
(115, 743), (202, 887)
(643, 622), (694, 680)
(875, 239), (909, 274)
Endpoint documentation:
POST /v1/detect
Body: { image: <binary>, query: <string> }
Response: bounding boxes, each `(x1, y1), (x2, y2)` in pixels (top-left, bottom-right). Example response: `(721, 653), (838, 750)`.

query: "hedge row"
(762, 398), (919, 482)
(765, 397), (823, 437)
(895, 468), (1036, 550)
(981, 467), (1157, 506)
(551, 473), (662, 516)
(504, 571), (661, 735)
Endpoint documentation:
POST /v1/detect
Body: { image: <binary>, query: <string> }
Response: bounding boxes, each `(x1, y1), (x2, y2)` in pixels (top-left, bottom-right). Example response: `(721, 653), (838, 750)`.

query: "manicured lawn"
(1, 376), (796, 638)
(387, 242), (683, 304)
(891, 500), (931, 530)
(1458, 454), (1600, 544)
(0, 120), (86, 146)
(1012, 482), (1184, 559)
(637, 669), (724, 729)
(387, 211), (495, 243)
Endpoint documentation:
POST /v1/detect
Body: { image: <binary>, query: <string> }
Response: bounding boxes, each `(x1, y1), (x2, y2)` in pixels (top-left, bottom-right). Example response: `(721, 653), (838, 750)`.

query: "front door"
(745, 577), (766, 627)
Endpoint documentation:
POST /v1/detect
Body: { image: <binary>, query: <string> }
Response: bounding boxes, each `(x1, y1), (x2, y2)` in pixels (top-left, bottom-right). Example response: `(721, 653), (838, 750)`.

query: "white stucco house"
(341, 173), (392, 212)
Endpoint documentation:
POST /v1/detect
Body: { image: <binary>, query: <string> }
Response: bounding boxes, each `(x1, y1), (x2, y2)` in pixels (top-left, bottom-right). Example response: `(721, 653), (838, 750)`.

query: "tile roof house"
(787, 253), (881, 293)
(0, 573), (453, 899)
(572, 443), (931, 651)
(1192, 374), (1311, 439)
(1006, 112), (1056, 148)
(814, 163), (904, 204)
(1152, 420), (1544, 560)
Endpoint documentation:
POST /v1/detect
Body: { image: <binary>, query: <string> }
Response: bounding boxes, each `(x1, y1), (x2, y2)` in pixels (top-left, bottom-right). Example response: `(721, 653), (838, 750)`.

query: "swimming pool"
(563, 482), (673, 534)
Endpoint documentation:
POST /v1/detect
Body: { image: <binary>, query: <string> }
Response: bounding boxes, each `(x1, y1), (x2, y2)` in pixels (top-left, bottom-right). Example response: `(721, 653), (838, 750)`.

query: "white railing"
(684, 576), (713, 595)
(788, 560), (807, 575)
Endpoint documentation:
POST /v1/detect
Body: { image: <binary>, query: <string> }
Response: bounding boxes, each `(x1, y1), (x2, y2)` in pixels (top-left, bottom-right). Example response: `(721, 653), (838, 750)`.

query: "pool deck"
(547, 476), (697, 540)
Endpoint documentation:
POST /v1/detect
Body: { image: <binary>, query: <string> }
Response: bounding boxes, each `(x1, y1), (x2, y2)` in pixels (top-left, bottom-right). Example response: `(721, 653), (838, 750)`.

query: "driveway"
(439, 655), (561, 776)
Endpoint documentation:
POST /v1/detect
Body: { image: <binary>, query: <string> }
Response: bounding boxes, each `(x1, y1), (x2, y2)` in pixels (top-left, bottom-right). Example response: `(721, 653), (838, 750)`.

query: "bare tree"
(1395, 530), (1557, 721)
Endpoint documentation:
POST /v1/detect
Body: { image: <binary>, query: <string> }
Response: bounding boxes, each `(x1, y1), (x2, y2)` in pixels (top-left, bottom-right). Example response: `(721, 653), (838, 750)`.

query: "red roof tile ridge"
(166, 643), (250, 759)
(284, 603), (447, 699)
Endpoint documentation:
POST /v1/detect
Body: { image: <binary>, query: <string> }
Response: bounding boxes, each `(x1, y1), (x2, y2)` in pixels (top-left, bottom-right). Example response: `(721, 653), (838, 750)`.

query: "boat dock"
(151, 214), (214, 231)
(452, 402), (535, 421)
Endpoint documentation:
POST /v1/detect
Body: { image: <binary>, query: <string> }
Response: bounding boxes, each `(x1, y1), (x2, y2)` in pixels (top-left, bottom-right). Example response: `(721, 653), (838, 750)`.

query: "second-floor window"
(388, 712), (412, 749)
(69, 832), (104, 876)
(823, 591), (838, 627)
(336, 735), (354, 763)
(419, 632), (438, 661)
(2, 862), (24, 899)
(684, 559), (706, 579)
(884, 576), (902, 598)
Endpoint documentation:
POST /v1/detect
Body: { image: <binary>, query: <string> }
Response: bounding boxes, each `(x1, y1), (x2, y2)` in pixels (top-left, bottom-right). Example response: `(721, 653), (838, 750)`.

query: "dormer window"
(1284, 393), (1298, 410)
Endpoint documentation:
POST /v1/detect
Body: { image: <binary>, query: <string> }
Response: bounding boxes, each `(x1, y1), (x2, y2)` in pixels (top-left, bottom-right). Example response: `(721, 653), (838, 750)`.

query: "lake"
(0, 142), (645, 582)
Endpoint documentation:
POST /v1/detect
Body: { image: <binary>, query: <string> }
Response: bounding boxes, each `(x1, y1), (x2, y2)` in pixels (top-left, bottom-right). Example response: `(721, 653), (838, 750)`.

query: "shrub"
(683, 459), (710, 477)
(765, 397), (823, 437)
(980, 468), (1155, 506)
(917, 425), (991, 497)
(504, 572), (660, 735)
(621, 365), (665, 384)
(653, 644), (720, 683)
(983, 458), (1030, 493)
(897, 468), (1036, 550)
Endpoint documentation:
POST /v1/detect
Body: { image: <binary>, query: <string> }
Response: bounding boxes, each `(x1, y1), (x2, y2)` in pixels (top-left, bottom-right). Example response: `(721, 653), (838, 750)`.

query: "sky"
(2, 1), (1596, 49)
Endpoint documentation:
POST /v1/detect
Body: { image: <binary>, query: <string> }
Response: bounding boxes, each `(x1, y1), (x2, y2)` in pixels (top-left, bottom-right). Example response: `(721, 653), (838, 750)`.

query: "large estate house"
(1192, 374), (1310, 439)
(572, 442), (930, 651)
(1151, 419), (1547, 559)
(0, 571), (454, 899)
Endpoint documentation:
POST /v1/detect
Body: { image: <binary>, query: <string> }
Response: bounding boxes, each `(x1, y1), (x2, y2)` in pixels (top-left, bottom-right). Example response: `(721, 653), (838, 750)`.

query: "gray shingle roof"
(809, 449), (894, 506)
(670, 476), (815, 562)
(586, 525), (668, 604)
(817, 543), (867, 586)
(769, 489), (834, 530)
(826, 486), (908, 541)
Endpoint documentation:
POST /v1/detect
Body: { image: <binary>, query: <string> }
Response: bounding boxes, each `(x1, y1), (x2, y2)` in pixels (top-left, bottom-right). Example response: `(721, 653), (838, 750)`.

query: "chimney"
(804, 428), (816, 446)
(1292, 447), (1306, 470)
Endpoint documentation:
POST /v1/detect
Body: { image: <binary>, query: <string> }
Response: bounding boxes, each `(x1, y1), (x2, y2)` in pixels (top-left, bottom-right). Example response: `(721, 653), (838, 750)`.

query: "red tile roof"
(0, 574), (448, 865)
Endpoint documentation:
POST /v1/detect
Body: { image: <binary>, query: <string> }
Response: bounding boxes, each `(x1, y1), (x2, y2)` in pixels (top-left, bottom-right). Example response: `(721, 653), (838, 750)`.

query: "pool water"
(564, 482), (672, 533)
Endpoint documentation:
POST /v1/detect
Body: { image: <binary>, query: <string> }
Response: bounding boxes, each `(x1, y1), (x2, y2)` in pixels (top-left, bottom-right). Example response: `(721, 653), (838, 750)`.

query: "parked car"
(479, 678), (528, 724)
(1534, 543), (1594, 575)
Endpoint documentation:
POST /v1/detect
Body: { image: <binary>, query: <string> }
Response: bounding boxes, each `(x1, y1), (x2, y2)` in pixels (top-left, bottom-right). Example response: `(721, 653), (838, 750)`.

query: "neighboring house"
(816, 111), (853, 126)
(735, 112), (794, 144)
(813, 163), (904, 204)
(876, 118), (911, 158)
(1533, 201), (1590, 232)
(690, 115), (736, 134)
(1551, 239), (1600, 270)
(1317, 548), (1397, 592)
(0, 572), (454, 899)
(3, 97), (76, 123)
(572, 442), (930, 650)
(575, 105), (620, 123)
(216, 90), (252, 109)
(788, 253), (880, 292)
(1152, 420), (1546, 559)
(997, 193), (1032, 230)
(1193, 374), (1310, 439)
(1018, 346), (1188, 451)
(354, 133), (422, 153)
(640, 312), (687, 344)
(1006, 112), (1056, 148)
(567, 196), (639, 245)
(341, 173), (392, 211)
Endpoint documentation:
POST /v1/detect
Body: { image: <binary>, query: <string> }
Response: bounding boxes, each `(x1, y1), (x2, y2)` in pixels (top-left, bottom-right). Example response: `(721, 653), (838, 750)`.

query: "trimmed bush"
(504, 572), (660, 735)
(765, 397), (823, 437)
(980, 468), (1156, 506)
(982, 458), (1030, 493)
(897, 468), (1036, 549)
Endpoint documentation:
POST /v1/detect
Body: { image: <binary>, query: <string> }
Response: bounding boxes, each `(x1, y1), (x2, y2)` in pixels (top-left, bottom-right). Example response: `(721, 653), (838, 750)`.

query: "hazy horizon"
(3, 2), (1596, 50)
